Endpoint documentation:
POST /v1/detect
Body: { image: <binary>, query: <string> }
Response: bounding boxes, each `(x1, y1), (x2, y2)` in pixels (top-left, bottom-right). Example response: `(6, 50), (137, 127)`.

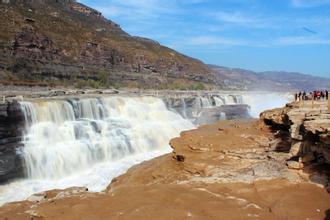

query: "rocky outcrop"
(260, 101), (330, 169)
(0, 100), (25, 183)
(79, 41), (125, 70)
(68, 2), (103, 19)
(11, 25), (61, 61)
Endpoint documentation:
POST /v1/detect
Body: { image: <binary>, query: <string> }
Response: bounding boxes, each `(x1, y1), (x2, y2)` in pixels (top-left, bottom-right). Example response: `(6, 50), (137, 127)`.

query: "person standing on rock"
(326, 90), (329, 100)
(303, 91), (307, 100)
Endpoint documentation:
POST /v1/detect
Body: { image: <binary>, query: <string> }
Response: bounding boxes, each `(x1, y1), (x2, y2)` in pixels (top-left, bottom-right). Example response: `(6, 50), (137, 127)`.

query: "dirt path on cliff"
(0, 119), (329, 220)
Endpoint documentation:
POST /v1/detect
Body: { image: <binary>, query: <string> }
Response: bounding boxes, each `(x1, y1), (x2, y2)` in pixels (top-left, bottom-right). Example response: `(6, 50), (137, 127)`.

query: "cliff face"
(261, 101), (330, 171)
(0, 101), (25, 183)
(0, 0), (213, 89)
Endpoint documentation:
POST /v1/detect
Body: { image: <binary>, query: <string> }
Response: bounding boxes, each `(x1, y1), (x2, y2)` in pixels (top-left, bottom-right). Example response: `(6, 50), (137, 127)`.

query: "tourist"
(303, 91), (306, 100)
(294, 90), (330, 101)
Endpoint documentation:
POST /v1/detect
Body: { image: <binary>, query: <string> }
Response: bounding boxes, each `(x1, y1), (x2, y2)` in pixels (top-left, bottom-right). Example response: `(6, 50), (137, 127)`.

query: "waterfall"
(0, 96), (194, 205)
(18, 97), (193, 180)
(180, 97), (187, 118)
(0, 92), (291, 205)
(222, 95), (235, 105)
(200, 97), (212, 108)
(213, 96), (225, 106)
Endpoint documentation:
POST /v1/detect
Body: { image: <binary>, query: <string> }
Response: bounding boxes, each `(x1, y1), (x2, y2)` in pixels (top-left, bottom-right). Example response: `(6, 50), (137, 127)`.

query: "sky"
(77, 0), (330, 78)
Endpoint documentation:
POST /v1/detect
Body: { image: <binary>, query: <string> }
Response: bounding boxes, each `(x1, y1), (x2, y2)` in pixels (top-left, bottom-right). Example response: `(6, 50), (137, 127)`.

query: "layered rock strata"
(261, 101), (330, 169)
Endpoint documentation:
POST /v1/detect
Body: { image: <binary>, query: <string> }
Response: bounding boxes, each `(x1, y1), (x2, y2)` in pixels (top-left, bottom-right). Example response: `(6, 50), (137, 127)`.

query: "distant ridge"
(210, 65), (330, 91)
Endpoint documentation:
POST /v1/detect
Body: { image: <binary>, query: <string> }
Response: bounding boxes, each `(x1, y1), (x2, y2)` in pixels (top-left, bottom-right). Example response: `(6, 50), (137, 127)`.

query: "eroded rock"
(287, 161), (304, 170)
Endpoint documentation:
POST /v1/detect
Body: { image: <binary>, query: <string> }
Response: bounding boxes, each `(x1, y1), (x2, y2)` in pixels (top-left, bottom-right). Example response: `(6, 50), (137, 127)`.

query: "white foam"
(0, 96), (194, 205)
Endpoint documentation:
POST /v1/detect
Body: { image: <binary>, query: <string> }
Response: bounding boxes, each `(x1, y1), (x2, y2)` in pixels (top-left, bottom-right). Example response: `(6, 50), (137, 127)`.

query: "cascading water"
(0, 96), (194, 205)
(222, 95), (237, 105)
(213, 96), (225, 106)
(0, 92), (291, 205)
(200, 97), (212, 108)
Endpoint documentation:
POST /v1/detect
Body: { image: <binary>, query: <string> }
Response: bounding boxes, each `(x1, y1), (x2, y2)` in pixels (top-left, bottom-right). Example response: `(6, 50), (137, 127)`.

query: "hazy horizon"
(78, 0), (330, 78)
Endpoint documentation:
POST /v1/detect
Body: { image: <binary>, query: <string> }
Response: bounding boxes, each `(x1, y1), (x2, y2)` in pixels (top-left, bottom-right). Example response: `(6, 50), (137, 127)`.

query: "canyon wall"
(261, 101), (330, 173)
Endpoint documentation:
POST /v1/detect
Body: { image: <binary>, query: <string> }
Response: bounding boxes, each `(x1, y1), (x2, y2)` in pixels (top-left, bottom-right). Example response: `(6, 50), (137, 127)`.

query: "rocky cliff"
(261, 101), (330, 175)
(0, 0), (213, 89)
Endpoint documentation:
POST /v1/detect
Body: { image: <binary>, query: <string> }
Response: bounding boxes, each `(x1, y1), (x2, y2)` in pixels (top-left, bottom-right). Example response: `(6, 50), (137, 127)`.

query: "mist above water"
(242, 93), (292, 118)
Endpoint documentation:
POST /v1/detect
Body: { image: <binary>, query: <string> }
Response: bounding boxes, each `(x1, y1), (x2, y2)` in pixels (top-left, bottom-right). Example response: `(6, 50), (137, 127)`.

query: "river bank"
(0, 100), (329, 219)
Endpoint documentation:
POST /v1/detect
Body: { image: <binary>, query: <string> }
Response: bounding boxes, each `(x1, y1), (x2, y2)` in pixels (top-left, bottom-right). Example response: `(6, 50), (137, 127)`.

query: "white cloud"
(186, 36), (253, 46)
(275, 36), (330, 45)
(209, 11), (274, 29)
(78, 0), (330, 49)
(291, 0), (330, 7)
(185, 35), (330, 48)
(215, 11), (257, 24)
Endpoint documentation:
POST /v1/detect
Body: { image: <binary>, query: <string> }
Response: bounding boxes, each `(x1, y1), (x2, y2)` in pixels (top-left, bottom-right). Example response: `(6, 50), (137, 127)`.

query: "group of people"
(295, 90), (329, 101)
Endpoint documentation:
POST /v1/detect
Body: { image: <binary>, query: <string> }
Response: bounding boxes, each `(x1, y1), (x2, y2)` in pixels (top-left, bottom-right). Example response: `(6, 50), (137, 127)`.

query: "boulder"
(260, 108), (287, 125)
(286, 160), (303, 170)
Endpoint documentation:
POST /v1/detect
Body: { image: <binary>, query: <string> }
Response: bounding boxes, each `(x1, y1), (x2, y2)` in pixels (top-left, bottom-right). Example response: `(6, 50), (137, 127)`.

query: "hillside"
(210, 65), (330, 91)
(0, 0), (213, 89)
(0, 0), (329, 91)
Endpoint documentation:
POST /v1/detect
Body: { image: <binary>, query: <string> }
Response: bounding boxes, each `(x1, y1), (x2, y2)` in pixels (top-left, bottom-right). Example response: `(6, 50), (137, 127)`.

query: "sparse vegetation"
(0, 1), (215, 90)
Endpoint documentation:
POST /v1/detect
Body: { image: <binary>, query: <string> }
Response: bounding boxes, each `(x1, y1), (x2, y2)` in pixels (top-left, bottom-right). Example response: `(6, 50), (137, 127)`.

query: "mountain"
(210, 65), (330, 91)
(0, 0), (214, 89)
(0, 0), (328, 91)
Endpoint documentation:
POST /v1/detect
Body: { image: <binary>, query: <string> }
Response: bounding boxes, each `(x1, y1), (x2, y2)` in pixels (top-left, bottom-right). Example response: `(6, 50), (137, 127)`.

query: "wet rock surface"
(0, 101), (25, 183)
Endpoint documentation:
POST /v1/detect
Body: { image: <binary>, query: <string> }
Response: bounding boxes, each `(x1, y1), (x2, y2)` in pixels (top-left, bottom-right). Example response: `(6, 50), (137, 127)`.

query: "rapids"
(0, 93), (291, 205)
(0, 96), (194, 204)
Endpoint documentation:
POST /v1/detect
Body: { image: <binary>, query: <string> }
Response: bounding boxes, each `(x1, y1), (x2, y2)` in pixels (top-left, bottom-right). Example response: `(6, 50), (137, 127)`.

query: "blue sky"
(78, 0), (330, 77)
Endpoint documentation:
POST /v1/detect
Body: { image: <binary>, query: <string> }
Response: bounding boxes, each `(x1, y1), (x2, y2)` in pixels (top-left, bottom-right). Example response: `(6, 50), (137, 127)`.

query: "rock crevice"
(261, 102), (330, 164)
